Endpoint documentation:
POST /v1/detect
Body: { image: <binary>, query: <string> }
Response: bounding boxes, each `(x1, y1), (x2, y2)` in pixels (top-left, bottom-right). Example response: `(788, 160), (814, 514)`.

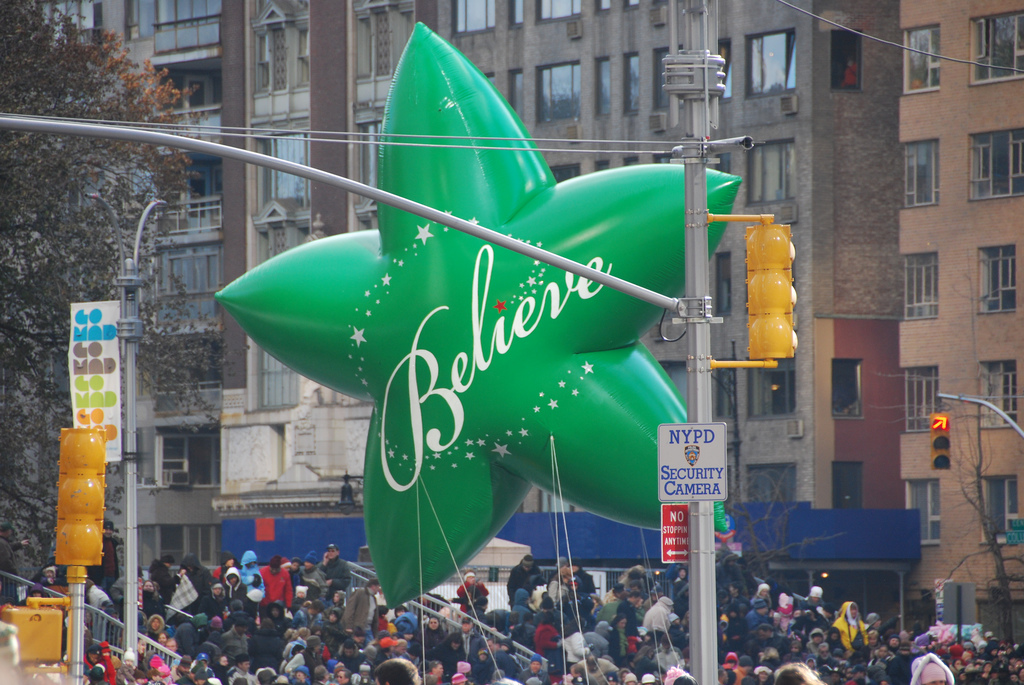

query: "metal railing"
(166, 196), (223, 234)
(0, 570), (180, 666)
(347, 562), (541, 671)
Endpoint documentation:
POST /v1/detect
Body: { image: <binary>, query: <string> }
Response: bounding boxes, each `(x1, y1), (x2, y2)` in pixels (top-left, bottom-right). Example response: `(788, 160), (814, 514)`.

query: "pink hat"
(452, 675), (468, 685)
(150, 655), (172, 678)
(457, 661), (471, 674)
(920, 661), (949, 685)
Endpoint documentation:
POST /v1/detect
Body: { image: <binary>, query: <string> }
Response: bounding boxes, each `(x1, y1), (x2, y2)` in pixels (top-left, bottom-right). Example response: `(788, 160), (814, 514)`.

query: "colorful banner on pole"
(69, 301), (121, 462)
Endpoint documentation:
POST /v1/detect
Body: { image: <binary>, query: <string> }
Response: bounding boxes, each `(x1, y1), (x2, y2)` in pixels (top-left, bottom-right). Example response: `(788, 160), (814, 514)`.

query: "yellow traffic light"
(746, 223), (797, 360)
(56, 427), (107, 566)
(930, 412), (951, 470)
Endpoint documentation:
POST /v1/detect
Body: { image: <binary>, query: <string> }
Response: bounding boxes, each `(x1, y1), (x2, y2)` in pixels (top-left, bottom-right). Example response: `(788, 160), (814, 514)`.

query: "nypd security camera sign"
(658, 423), (728, 502)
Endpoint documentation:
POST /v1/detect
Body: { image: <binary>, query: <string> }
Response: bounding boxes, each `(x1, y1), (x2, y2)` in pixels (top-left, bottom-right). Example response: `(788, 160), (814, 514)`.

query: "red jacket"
(260, 565), (293, 608)
(534, 623), (561, 652)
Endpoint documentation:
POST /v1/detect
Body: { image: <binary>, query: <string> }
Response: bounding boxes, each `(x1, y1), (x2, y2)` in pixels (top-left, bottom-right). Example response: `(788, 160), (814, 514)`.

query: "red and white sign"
(661, 503), (689, 563)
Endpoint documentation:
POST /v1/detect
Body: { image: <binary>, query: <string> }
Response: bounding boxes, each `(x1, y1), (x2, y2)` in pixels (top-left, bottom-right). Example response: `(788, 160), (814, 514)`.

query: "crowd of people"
(0, 543), (1019, 685)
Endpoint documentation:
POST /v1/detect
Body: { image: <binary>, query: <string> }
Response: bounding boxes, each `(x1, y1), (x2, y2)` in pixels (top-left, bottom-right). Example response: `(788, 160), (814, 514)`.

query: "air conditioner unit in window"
(565, 123), (581, 139)
(566, 20), (583, 39)
(649, 112), (667, 132)
(780, 94), (798, 115)
(163, 470), (190, 487)
(786, 419), (804, 439)
(649, 6), (667, 26)
(776, 203), (798, 223)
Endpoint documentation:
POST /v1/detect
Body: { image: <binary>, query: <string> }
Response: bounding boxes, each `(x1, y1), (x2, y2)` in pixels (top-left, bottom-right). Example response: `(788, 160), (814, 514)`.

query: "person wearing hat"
(260, 554), (294, 609)
(622, 672), (639, 685)
(508, 554), (538, 603)
(318, 543), (352, 595)
(456, 570), (489, 619)
(85, 520), (121, 592)
(300, 551), (328, 600)
(747, 598), (773, 631)
(832, 602), (868, 658)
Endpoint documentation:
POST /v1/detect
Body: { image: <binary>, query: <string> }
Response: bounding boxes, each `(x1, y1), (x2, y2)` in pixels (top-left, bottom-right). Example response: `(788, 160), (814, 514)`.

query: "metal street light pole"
(91, 195), (165, 656)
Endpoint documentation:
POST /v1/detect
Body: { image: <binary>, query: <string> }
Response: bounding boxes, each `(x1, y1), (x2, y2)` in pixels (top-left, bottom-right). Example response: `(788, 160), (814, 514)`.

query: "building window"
(159, 245), (222, 320)
(257, 32), (271, 91)
(905, 366), (938, 431)
(832, 359), (862, 417)
(972, 14), (1024, 83)
(537, 63), (580, 121)
(904, 252), (938, 319)
(748, 30), (796, 95)
(971, 130), (1024, 199)
(597, 0), (610, 10)
(539, 0), (580, 20)
(653, 48), (669, 109)
(905, 27), (940, 91)
(980, 245), (1016, 312)
(908, 480), (940, 543)
(714, 367), (736, 419)
(154, 0), (221, 52)
(595, 160), (610, 171)
(748, 140), (795, 203)
(297, 28), (309, 86)
(509, 70), (524, 117)
(981, 360), (1018, 427)
(905, 140), (939, 207)
(748, 464), (796, 502)
(257, 134), (310, 207)
(552, 165), (581, 182)
(258, 349), (299, 408)
(356, 16), (372, 78)
(456, 0), (495, 33)
(160, 432), (220, 487)
(127, 0), (156, 38)
(986, 477), (1018, 533)
(831, 30), (860, 90)
(624, 53), (640, 112)
(832, 462), (862, 509)
(715, 251), (732, 314)
(596, 58), (611, 115)
(257, 224), (310, 264)
(719, 40), (732, 98)
(749, 358), (796, 417)
(511, 0), (523, 24)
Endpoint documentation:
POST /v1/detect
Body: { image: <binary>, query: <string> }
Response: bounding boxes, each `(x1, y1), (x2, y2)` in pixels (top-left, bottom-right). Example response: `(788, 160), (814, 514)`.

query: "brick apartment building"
(899, 1), (1024, 628)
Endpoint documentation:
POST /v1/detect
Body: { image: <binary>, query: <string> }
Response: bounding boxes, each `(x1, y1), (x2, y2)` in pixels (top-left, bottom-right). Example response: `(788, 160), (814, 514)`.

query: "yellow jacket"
(832, 601), (868, 654)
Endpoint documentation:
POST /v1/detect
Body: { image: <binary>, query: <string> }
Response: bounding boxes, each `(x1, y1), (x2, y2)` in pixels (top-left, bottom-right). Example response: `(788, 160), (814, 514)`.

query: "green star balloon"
(216, 23), (740, 603)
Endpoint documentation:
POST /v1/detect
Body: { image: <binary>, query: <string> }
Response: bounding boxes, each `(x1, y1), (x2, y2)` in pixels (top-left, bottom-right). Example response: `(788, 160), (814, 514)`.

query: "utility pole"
(92, 195), (165, 656)
(663, 1), (727, 683)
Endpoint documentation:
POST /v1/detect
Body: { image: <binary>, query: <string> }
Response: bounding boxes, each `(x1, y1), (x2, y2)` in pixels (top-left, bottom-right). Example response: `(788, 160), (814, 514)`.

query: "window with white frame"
(259, 350), (299, 408)
(257, 32), (271, 91)
(981, 360), (1018, 427)
(160, 432), (220, 487)
(905, 27), (940, 91)
(455, 0), (495, 32)
(980, 245), (1016, 313)
(986, 477), (1018, 533)
(908, 479), (940, 543)
(905, 366), (938, 431)
(356, 16), (372, 78)
(904, 252), (938, 319)
(539, 0), (580, 20)
(832, 359), (862, 417)
(537, 63), (580, 121)
(596, 58), (611, 115)
(159, 245), (222, 320)
(905, 140), (939, 207)
(973, 13), (1024, 82)
(971, 130), (1024, 199)
(748, 30), (796, 95)
(509, 70), (524, 116)
(748, 140), (795, 203)
(358, 122), (380, 190)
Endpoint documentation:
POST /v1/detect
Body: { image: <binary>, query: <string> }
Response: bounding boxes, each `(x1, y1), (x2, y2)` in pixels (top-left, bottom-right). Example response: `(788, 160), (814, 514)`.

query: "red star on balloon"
(494, 300), (507, 312)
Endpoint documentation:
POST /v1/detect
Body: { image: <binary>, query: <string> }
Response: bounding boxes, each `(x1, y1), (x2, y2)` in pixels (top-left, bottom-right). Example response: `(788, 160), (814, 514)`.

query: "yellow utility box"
(0, 606), (63, 663)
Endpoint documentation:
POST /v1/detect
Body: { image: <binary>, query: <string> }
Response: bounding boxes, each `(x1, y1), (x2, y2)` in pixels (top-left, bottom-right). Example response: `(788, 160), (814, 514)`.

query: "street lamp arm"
(937, 392), (1024, 441)
(134, 200), (166, 265)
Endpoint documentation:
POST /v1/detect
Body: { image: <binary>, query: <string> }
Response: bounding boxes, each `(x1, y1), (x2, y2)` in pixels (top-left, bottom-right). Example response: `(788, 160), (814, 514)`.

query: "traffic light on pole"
(930, 412), (951, 470)
(746, 223), (798, 360)
(56, 427), (107, 566)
